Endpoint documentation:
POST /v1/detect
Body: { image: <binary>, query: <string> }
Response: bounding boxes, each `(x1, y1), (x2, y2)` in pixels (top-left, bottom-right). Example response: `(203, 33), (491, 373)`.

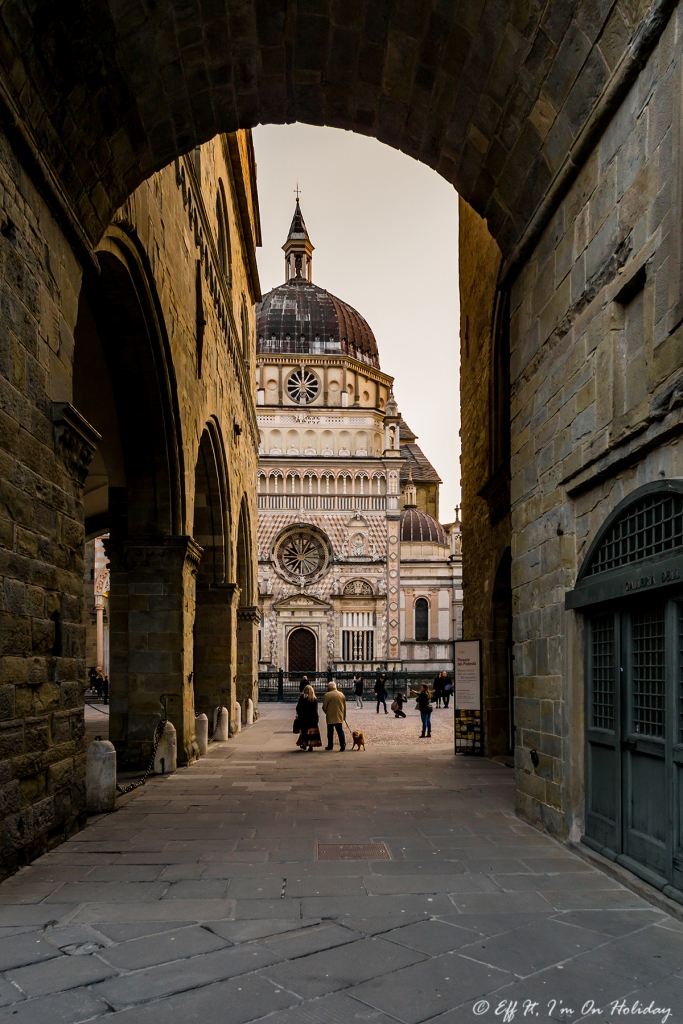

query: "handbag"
(293, 717), (300, 733)
(390, 700), (399, 712)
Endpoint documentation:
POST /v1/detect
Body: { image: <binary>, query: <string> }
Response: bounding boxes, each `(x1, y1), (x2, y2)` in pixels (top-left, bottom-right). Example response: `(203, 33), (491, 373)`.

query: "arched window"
(216, 180), (231, 281)
(415, 598), (429, 641)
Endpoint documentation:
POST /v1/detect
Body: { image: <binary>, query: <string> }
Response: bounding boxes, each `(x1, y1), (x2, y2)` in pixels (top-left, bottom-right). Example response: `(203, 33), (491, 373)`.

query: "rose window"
(275, 528), (331, 583)
(287, 368), (319, 404)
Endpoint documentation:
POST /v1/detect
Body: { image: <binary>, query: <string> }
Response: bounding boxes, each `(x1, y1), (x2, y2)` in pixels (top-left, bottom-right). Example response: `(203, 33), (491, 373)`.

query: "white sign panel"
(455, 641), (481, 710)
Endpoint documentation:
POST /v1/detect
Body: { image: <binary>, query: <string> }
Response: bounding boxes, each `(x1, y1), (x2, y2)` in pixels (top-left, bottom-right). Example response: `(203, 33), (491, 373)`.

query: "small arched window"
(240, 296), (250, 362)
(216, 180), (231, 282)
(415, 598), (429, 641)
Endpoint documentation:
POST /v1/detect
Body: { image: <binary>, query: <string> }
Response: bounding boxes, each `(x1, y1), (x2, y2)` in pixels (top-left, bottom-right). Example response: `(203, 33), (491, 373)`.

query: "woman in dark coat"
(295, 684), (322, 750)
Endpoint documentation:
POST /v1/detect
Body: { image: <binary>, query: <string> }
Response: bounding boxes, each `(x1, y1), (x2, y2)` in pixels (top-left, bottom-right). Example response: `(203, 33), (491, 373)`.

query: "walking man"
(322, 680), (346, 751)
(353, 674), (364, 709)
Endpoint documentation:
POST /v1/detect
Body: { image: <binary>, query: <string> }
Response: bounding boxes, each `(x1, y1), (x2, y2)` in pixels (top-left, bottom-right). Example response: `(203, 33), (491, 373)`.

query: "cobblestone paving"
(0, 708), (680, 1023)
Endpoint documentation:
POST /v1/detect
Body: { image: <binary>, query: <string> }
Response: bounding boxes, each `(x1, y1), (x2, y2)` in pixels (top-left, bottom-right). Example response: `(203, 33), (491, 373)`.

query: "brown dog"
(352, 730), (365, 751)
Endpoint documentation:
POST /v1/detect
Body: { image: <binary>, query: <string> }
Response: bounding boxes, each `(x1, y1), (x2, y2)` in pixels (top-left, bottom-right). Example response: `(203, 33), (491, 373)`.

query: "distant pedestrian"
(411, 683), (433, 738)
(88, 666), (98, 693)
(299, 675), (310, 693)
(433, 672), (444, 708)
(374, 673), (388, 714)
(94, 667), (104, 700)
(295, 685), (322, 751)
(442, 675), (453, 709)
(391, 692), (407, 718)
(353, 674), (364, 709)
(322, 681), (346, 751)
(102, 675), (109, 705)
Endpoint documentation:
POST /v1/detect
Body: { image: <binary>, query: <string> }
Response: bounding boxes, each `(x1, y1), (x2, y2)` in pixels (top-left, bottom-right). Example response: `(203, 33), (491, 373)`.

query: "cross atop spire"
(283, 197), (314, 282)
(294, 182), (301, 200)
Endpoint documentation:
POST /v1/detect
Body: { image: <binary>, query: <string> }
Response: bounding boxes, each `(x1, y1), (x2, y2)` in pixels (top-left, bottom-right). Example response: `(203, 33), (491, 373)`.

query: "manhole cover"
(317, 842), (391, 861)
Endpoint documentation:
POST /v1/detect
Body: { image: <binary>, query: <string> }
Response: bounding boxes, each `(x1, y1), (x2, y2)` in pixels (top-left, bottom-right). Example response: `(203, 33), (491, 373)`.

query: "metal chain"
(116, 717), (166, 795)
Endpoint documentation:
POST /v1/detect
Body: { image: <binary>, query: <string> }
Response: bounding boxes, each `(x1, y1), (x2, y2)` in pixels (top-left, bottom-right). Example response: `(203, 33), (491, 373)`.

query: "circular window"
(287, 368), (319, 404)
(274, 527), (331, 583)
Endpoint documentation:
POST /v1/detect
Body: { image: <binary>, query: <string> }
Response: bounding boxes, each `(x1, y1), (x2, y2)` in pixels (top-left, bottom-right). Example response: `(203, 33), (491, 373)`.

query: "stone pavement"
(0, 707), (680, 1024)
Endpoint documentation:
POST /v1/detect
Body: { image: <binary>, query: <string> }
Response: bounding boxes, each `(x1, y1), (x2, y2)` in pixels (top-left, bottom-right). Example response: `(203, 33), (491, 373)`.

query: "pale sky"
(252, 123), (461, 519)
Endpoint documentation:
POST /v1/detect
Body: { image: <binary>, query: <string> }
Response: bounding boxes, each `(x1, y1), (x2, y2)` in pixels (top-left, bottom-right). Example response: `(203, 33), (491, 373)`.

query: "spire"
(283, 197), (314, 282)
(404, 467), (417, 508)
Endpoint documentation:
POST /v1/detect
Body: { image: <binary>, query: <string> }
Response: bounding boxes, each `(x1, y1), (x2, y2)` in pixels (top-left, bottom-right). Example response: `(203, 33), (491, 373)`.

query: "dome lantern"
(283, 197), (314, 283)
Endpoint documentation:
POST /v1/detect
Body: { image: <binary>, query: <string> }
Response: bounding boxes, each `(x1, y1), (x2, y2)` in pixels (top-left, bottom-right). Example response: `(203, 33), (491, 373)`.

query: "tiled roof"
(399, 420), (442, 484)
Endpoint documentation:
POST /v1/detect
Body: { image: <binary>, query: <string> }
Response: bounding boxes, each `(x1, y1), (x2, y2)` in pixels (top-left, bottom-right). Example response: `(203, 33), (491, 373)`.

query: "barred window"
(591, 615), (615, 730)
(632, 608), (666, 737)
(588, 493), (683, 576)
(342, 630), (374, 662)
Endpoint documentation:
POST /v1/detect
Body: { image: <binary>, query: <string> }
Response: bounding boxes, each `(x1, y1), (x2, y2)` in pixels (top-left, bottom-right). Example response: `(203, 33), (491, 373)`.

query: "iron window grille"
(591, 614), (615, 730)
(632, 608), (666, 737)
(588, 493), (683, 575)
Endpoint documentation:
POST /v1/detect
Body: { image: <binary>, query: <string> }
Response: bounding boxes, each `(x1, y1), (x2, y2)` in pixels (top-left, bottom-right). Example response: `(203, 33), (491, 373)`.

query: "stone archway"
(74, 228), (193, 769)
(192, 424), (239, 721)
(0, 1), (665, 273)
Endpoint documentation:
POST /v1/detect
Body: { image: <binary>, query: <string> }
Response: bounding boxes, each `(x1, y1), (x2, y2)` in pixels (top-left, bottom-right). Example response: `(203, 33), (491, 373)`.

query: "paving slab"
(6, 952), (118, 996)
(91, 943), (282, 1008)
(259, 935), (428, 998)
(0, 706), (673, 1022)
(99, 923), (230, 969)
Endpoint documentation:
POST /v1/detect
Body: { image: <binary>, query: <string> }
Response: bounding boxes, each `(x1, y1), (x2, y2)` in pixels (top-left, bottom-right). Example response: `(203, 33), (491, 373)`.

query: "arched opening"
(236, 496), (258, 728)
(415, 598), (429, 642)
(288, 628), (317, 673)
(73, 229), (189, 768)
(192, 424), (235, 721)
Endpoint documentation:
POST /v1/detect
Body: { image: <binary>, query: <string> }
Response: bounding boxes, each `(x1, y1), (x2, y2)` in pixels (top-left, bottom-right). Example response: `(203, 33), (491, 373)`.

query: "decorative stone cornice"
(51, 403), (101, 486)
(237, 605), (261, 623)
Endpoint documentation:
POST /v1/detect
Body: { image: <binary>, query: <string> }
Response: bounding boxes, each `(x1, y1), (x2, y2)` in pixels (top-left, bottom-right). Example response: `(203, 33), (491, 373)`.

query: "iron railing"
(257, 669), (447, 702)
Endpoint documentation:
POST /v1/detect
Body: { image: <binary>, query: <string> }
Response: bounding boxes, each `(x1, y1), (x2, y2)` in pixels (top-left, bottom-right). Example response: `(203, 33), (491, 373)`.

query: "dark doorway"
(288, 628), (317, 672)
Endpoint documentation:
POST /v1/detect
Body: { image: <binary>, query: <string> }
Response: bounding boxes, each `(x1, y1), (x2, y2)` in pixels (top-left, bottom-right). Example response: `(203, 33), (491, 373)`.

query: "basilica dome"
(256, 199), (380, 368)
(257, 280), (379, 367)
(400, 507), (447, 544)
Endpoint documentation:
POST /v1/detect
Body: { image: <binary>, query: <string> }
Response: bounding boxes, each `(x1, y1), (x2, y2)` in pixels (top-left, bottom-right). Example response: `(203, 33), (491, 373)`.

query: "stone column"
(94, 595), (104, 670)
(235, 605), (260, 732)
(193, 583), (240, 720)
(105, 535), (203, 769)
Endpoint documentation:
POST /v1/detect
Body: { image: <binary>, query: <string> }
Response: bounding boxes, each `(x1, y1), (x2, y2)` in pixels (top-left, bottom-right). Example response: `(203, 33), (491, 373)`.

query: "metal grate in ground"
(317, 842), (391, 861)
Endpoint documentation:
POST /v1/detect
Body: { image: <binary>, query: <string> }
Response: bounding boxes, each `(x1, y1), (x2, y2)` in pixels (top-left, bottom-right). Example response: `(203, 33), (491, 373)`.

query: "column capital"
(103, 535), (204, 574)
(52, 402), (101, 485)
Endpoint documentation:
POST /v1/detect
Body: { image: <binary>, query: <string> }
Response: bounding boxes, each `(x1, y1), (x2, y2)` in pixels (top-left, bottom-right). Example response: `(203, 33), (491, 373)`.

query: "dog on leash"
(351, 730), (366, 751)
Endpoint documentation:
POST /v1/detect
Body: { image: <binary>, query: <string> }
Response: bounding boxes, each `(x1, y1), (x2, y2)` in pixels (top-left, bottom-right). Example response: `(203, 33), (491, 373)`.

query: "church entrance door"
(288, 628), (317, 672)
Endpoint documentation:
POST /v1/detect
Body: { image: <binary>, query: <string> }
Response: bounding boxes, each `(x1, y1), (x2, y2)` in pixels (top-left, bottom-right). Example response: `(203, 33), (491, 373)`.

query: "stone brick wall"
(0, 126), (89, 873)
(459, 200), (514, 758)
(502, 3), (683, 837)
(0, 129), (261, 873)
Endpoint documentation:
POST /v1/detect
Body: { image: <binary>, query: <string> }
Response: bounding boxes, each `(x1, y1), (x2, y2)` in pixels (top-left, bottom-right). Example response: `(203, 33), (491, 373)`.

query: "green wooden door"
(621, 606), (669, 884)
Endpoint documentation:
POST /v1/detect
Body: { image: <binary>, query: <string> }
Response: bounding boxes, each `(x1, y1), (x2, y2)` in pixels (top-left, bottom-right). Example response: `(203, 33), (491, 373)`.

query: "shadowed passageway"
(0, 710), (679, 1023)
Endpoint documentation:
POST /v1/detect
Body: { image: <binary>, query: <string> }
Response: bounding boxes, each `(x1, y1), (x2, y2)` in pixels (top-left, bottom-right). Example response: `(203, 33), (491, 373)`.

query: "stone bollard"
(195, 714), (208, 756)
(245, 698), (254, 726)
(86, 739), (116, 813)
(213, 706), (229, 742)
(153, 721), (177, 774)
(235, 701), (242, 733)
